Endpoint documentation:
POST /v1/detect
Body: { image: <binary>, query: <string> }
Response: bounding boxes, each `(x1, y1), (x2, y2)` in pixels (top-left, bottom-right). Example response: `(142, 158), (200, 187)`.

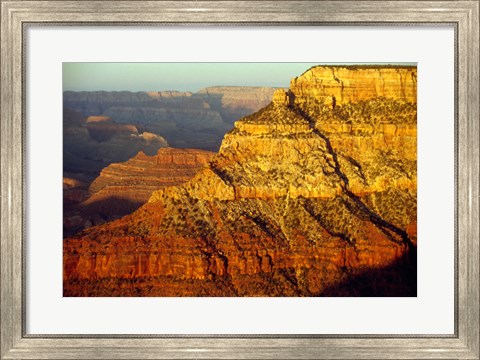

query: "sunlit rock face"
(64, 65), (417, 297)
(63, 148), (214, 237)
(84, 148), (215, 216)
(290, 65), (417, 104)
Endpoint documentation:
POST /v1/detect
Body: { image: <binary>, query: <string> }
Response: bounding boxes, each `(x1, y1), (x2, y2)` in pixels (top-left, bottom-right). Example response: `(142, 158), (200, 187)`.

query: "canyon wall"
(64, 65), (417, 297)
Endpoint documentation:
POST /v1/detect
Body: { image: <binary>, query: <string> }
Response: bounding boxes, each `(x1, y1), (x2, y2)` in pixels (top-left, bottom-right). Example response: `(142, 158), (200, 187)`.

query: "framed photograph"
(1, 1), (478, 358)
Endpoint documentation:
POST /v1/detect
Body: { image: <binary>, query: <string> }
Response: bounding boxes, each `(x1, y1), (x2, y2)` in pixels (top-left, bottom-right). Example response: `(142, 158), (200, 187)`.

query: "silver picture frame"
(1, 1), (478, 358)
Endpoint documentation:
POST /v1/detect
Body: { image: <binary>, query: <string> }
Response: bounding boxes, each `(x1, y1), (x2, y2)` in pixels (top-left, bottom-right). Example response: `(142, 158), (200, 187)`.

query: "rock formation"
(291, 65), (417, 104)
(64, 148), (214, 236)
(84, 148), (214, 217)
(64, 65), (417, 297)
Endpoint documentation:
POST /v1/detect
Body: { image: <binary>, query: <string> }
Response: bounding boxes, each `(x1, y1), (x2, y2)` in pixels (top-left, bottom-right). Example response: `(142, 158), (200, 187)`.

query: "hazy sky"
(62, 63), (326, 92)
(63, 63), (416, 92)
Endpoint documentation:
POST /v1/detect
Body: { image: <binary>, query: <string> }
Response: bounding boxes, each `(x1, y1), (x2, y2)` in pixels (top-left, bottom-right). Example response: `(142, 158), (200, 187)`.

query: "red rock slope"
(63, 148), (214, 236)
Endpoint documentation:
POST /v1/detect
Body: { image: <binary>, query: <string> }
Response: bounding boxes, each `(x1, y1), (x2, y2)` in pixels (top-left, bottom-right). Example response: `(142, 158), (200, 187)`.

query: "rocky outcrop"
(84, 148), (214, 214)
(63, 148), (214, 236)
(64, 65), (417, 297)
(291, 65), (417, 105)
(85, 115), (111, 123)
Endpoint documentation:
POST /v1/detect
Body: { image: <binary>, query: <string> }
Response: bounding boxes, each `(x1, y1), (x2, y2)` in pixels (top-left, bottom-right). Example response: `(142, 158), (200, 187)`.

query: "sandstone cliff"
(85, 148), (214, 216)
(64, 148), (214, 236)
(64, 65), (417, 297)
(291, 65), (417, 104)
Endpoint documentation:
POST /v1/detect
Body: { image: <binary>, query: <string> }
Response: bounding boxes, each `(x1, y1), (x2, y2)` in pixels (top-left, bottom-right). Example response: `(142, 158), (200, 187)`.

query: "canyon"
(64, 65), (417, 297)
(63, 86), (276, 153)
(63, 109), (169, 179)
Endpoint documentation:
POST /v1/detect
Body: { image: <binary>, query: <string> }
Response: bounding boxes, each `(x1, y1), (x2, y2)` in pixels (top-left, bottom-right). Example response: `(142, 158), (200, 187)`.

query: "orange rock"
(291, 65), (417, 104)
(64, 65), (417, 297)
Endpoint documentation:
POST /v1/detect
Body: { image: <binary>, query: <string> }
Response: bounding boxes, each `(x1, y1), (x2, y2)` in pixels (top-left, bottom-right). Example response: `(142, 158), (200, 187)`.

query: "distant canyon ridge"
(64, 86), (276, 174)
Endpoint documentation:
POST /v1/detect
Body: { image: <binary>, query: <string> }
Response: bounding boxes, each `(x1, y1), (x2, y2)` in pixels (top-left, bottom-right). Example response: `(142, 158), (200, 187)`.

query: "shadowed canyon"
(63, 86), (273, 235)
(63, 65), (417, 297)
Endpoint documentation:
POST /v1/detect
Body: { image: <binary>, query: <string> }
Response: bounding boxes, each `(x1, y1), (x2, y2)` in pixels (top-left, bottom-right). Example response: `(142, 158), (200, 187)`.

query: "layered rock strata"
(83, 148), (215, 217)
(64, 65), (417, 297)
(291, 65), (417, 104)
(63, 148), (214, 236)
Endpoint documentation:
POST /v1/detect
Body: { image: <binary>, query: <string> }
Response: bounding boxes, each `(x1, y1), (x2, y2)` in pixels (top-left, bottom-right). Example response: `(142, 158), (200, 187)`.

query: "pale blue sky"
(63, 63), (320, 92)
(63, 63), (414, 92)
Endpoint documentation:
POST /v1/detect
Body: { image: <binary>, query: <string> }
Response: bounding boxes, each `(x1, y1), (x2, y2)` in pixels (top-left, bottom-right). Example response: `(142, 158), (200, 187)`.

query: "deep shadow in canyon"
(319, 246), (417, 297)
